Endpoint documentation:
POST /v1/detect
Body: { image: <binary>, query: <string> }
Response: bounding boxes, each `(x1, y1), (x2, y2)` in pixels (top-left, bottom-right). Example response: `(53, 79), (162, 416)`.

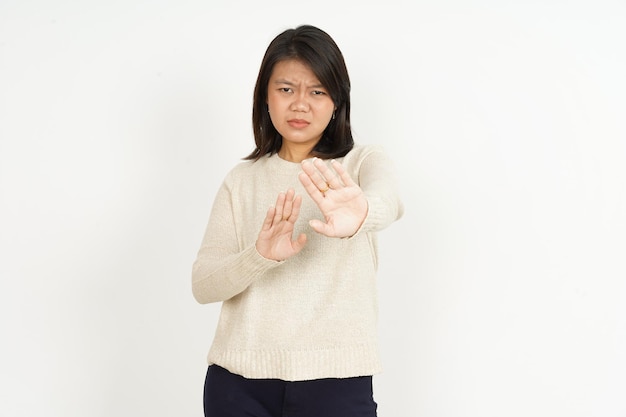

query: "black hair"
(245, 25), (353, 160)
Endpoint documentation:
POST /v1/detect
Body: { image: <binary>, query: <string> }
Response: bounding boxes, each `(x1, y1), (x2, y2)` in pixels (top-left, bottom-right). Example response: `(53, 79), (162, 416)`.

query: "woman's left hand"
(298, 158), (368, 238)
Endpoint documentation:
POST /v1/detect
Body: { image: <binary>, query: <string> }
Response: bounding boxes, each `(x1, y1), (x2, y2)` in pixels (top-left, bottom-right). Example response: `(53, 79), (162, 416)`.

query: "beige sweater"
(192, 144), (403, 381)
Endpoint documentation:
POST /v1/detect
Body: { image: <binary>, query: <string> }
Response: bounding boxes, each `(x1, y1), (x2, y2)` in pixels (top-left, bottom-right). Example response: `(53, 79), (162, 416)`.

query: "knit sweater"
(192, 144), (403, 381)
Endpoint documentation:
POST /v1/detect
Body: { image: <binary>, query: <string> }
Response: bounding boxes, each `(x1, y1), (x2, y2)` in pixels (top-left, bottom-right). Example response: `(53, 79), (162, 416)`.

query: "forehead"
(269, 59), (320, 83)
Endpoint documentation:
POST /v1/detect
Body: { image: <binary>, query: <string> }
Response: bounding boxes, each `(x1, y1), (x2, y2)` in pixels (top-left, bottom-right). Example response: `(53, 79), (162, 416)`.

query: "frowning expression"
(267, 59), (335, 157)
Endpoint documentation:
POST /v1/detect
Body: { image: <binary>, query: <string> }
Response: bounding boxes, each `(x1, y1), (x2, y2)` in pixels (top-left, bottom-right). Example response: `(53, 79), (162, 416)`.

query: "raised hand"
(299, 158), (368, 238)
(255, 188), (307, 261)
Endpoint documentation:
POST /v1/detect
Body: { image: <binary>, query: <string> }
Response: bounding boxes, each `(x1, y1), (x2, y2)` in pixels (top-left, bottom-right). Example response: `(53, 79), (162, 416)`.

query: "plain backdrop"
(1, 1), (625, 416)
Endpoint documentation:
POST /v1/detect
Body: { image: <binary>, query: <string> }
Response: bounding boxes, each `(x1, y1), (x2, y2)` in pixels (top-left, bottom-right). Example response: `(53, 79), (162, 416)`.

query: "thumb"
(309, 219), (333, 237)
(293, 233), (308, 252)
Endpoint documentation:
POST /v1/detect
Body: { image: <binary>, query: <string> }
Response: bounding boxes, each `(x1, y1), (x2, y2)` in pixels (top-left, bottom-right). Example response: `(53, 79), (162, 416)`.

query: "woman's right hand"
(255, 188), (307, 261)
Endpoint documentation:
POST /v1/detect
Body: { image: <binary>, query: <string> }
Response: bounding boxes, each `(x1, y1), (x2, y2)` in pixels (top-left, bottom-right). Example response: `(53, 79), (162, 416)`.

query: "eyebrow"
(273, 79), (325, 89)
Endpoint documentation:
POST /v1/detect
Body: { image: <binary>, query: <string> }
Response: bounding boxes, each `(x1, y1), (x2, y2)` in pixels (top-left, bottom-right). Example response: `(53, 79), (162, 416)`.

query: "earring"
(332, 110), (336, 120)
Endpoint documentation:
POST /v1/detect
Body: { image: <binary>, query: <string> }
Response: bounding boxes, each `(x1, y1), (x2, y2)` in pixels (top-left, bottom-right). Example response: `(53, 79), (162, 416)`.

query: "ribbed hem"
(207, 344), (382, 381)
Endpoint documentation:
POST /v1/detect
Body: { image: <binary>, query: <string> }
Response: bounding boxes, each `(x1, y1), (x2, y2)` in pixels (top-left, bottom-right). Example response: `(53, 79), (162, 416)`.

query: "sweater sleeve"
(350, 145), (404, 238)
(191, 173), (282, 304)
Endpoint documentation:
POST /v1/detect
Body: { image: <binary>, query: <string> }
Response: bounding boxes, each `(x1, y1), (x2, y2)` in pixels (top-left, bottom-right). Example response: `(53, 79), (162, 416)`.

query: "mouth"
(287, 119), (310, 128)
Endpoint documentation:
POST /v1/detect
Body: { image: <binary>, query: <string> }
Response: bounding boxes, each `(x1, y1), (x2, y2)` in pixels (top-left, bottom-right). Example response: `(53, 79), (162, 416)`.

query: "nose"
(290, 91), (310, 112)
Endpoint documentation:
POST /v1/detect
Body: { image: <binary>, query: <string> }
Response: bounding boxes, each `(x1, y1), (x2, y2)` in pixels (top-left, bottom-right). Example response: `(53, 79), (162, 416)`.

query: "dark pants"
(203, 364), (378, 417)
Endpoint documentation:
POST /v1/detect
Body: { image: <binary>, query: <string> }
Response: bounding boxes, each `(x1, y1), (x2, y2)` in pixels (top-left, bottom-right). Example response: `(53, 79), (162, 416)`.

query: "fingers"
(300, 159), (325, 193)
(315, 158), (344, 190)
(269, 189), (301, 225)
(301, 158), (343, 194)
(282, 189), (294, 220)
(298, 171), (326, 205)
(272, 192), (286, 225)
(257, 189), (309, 261)
(261, 205), (276, 231)
(289, 194), (302, 223)
(330, 159), (357, 188)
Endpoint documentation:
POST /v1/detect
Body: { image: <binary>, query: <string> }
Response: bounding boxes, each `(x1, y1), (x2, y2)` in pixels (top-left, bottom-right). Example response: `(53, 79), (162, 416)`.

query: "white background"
(1, 1), (625, 416)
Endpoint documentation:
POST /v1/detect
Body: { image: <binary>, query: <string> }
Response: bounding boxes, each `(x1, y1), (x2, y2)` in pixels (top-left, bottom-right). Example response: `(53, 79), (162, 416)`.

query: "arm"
(192, 180), (306, 304)
(191, 178), (276, 304)
(353, 145), (405, 236)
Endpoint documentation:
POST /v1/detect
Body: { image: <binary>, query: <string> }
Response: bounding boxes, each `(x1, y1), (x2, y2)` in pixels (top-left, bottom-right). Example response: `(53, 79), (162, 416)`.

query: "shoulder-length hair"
(245, 25), (354, 161)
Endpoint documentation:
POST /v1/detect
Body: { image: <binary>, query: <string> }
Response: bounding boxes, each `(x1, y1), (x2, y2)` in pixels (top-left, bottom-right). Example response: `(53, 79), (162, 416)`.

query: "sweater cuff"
(346, 195), (391, 240)
(227, 245), (283, 289)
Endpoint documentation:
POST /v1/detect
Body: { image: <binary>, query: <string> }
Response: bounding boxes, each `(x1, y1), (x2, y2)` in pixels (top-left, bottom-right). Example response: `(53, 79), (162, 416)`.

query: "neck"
(278, 144), (315, 163)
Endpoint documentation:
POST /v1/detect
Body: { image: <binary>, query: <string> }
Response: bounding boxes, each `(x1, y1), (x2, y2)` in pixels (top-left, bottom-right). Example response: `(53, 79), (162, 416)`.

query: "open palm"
(255, 189), (307, 261)
(299, 158), (368, 238)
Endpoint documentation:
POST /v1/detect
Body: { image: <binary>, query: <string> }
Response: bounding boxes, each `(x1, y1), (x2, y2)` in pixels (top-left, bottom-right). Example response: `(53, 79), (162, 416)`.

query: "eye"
(312, 90), (326, 96)
(279, 87), (293, 93)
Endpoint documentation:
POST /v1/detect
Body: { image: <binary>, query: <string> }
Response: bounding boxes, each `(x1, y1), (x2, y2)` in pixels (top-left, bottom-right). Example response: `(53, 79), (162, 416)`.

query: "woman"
(192, 24), (403, 417)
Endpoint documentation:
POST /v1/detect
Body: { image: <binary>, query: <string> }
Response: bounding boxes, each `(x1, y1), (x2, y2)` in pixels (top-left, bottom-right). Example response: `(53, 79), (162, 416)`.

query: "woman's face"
(267, 59), (335, 160)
